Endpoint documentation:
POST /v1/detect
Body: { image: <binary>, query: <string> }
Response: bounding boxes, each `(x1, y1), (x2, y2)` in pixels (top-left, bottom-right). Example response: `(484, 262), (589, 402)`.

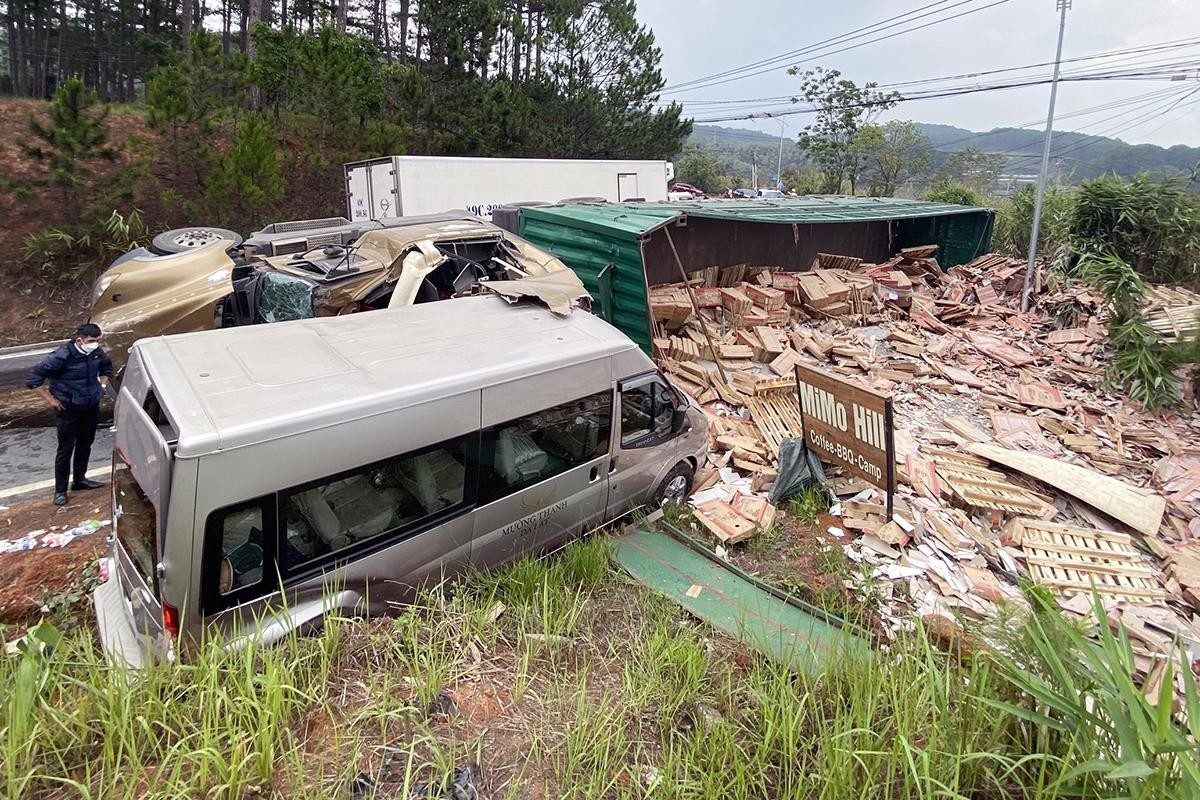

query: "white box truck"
(344, 155), (674, 221)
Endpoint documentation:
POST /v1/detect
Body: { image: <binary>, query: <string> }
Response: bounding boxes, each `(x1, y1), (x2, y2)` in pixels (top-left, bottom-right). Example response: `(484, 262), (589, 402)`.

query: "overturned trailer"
(519, 196), (994, 352)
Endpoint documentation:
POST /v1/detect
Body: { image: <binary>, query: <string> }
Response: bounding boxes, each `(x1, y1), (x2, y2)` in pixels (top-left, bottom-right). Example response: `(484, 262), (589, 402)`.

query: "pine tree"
(205, 114), (286, 226)
(22, 78), (116, 223)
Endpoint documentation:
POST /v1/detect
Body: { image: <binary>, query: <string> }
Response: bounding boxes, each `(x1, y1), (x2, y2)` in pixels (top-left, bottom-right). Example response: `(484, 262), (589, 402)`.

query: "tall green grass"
(4, 537), (1198, 799)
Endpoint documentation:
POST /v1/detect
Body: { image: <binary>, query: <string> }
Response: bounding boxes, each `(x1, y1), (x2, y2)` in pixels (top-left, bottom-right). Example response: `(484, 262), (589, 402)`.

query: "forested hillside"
(687, 121), (1200, 186)
(0, 0), (688, 341)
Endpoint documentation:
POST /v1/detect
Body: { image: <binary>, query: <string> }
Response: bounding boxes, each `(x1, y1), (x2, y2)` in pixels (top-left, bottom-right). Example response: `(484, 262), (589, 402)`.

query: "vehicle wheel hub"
(661, 475), (688, 506)
(170, 229), (223, 248)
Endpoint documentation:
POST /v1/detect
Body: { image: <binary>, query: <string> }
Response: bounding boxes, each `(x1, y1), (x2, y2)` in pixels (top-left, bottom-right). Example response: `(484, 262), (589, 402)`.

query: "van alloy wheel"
(653, 463), (694, 508)
(660, 475), (689, 506)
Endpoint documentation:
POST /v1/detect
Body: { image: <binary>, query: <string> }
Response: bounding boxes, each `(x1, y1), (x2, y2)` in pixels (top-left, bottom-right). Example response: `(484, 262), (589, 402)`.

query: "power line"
(663, 0), (1013, 95)
(661, 0), (970, 92)
(660, 36), (1200, 108)
(932, 85), (1186, 154)
(687, 67), (1200, 123)
(664, 57), (1200, 121)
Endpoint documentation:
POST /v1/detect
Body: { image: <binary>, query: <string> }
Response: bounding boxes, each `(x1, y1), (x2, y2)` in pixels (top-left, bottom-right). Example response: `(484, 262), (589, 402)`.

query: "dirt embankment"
(0, 494), (108, 631)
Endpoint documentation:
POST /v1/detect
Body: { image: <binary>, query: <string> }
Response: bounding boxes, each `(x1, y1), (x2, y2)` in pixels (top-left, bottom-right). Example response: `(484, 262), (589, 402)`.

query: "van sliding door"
(472, 388), (613, 567)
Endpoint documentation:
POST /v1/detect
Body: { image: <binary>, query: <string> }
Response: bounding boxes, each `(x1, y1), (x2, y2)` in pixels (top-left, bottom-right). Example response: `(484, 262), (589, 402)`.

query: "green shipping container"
(521, 197), (994, 353)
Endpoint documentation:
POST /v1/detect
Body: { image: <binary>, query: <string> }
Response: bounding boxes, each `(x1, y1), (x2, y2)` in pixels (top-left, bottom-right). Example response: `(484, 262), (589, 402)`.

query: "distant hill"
(688, 123), (1200, 184)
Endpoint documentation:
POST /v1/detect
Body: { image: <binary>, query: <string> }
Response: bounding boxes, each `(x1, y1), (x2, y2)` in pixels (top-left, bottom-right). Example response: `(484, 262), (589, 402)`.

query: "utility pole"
(774, 118), (787, 190)
(1020, 0), (1071, 312)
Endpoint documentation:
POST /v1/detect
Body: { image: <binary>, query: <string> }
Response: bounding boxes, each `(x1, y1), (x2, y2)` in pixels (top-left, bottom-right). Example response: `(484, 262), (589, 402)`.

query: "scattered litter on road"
(0, 519), (108, 554)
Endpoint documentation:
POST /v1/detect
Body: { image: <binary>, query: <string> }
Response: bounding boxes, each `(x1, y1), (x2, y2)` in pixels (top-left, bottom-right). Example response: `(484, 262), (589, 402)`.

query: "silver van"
(93, 296), (707, 666)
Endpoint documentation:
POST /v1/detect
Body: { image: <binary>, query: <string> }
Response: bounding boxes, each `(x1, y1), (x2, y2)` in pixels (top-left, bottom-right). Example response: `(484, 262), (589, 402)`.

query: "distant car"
(759, 189), (784, 199)
(670, 182), (706, 198)
(732, 188), (759, 198)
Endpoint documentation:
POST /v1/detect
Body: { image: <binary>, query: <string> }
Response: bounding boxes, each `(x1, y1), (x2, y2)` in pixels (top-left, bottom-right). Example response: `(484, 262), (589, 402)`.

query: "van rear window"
(114, 462), (159, 589)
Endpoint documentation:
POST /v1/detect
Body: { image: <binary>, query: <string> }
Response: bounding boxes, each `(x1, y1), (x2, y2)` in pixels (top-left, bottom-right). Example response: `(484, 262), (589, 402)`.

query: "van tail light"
(97, 558), (110, 583)
(162, 602), (181, 640)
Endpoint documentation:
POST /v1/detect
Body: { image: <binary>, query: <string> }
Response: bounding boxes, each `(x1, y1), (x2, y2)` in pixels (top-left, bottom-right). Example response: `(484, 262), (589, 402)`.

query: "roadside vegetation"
(5, 2), (689, 284)
(5, 530), (1200, 799)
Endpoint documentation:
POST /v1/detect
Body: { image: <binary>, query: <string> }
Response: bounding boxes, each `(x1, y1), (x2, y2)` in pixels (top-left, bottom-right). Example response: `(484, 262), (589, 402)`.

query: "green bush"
(1070, 173), (1200, 288)
(994, 183), (1076, 260)
(923, 179), (986, 207)
(22, 209), (148, 280)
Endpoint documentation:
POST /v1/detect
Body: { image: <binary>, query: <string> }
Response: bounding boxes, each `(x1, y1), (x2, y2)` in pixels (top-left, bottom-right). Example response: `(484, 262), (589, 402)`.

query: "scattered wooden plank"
(966, 442), (1166, 537)
(768, 347), (802, 377)
(944, 416), (991, 443)
(1016, 383), (1068, 410)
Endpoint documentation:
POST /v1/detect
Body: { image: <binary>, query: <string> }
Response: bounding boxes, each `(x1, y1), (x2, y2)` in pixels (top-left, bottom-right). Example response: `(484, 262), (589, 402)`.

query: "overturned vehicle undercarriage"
(89, 213), (589, 375)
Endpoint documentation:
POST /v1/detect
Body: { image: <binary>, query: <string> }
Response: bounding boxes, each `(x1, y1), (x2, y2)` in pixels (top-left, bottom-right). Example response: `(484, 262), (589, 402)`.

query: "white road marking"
(0, 463), (111, 501)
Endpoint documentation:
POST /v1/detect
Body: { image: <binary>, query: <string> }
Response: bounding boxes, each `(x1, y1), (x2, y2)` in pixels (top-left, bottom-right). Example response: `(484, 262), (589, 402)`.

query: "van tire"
(652, 462), (694, 508)
(151, 226), (243, 255)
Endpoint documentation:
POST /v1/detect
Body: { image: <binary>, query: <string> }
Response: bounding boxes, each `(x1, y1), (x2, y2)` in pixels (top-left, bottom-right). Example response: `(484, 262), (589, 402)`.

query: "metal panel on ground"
(615, 528), (870, 673)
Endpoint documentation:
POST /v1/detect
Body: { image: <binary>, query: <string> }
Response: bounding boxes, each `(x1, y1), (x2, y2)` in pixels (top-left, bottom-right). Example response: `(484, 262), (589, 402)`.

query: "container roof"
(523, 195), (991, 237)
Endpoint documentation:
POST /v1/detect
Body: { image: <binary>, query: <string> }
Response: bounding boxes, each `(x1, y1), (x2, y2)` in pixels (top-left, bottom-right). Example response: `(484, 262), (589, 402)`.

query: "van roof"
(133, 296), (643, 457)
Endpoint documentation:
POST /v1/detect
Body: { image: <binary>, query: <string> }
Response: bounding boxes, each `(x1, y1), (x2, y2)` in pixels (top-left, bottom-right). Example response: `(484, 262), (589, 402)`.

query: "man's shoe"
(71, 478), (104, 490)
(53, 492), (68, 507)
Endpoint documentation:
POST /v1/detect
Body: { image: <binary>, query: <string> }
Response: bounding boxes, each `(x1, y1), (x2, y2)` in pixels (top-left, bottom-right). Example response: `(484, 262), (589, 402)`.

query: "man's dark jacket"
(26, 343), (113, 407)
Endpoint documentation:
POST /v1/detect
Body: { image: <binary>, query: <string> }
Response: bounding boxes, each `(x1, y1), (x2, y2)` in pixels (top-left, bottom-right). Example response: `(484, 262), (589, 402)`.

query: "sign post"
(793, 363), (895, 518)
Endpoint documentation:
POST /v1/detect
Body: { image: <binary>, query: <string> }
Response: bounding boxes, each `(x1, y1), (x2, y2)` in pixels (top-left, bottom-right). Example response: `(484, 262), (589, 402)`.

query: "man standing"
(26, 323), (113, 506)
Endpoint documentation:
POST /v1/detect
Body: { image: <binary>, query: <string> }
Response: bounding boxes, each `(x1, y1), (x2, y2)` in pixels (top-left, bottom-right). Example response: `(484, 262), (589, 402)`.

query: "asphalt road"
(0, 424), (114, 503)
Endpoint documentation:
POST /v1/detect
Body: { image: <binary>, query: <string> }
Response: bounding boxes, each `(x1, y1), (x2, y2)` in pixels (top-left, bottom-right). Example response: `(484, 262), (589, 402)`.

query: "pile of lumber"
(652, 243), (1200, 708)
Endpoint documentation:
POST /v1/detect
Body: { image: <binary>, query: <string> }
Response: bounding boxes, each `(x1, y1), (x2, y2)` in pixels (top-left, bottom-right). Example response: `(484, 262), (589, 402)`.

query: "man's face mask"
(79, 340), (100, 354)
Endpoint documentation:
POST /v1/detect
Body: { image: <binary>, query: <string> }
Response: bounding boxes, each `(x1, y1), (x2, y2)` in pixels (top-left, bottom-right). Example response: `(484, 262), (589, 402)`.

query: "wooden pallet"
(1002, 518), (1166, 604)
(745, 389), (804, 457)
(925, 448), (1047, 514)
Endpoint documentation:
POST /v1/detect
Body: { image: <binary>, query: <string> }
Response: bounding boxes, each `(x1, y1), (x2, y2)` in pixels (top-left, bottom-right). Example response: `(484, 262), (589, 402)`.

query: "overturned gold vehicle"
(89, 213), (588, 375)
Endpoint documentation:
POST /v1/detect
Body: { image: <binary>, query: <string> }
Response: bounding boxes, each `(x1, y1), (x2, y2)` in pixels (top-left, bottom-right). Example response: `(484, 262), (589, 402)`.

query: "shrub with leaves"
(1071, 173), (1200, 289)
(923, 179), (986, 208)
(1075, 249), (1183, 411)
(22, 209), (148, 279)
(21, 78), (116, 224)
(994, 183), (1076, 261)
(985, 589), (1200, 799)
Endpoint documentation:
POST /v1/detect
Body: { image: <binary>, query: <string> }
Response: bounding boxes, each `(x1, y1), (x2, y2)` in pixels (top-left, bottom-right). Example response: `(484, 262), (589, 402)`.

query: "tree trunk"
(57, 0), (68, 82)
(6, 8), (20, 95)
(240, 0), (250, 55)
(534, 10), (542, 76)
(182, 0), (194, 42)
(222, 0), (231, 55)
(397, 0), (409, 63)
(523, 7), (531, 79)
(510, 6), (520, 82)
(246, 0), (262, 58)
(336, 0), (347, 32)
(382, 0), (392, 61)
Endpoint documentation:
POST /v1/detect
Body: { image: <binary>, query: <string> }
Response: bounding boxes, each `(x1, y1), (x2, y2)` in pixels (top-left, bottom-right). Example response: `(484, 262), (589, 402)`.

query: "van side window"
(281, 437), (469, 572)
(203, 497), (274, 607)
(480, 390), (612, 504)
(621, 380), (676, 447)
(214, 505), (266, 594)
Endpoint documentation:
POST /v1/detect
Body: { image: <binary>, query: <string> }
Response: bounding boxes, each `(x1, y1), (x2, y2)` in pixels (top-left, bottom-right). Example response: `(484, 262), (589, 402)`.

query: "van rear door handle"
(608, 457), (618, 474)
(589, 466), (599, 482)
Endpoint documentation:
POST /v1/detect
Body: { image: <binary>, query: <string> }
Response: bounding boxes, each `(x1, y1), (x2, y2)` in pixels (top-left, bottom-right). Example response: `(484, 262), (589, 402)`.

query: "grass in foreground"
(3, 535), (1198, 799)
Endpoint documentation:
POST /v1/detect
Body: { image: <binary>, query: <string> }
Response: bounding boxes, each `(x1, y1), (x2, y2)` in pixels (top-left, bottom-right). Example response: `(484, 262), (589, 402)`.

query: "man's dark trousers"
(55, 404), (100, 493)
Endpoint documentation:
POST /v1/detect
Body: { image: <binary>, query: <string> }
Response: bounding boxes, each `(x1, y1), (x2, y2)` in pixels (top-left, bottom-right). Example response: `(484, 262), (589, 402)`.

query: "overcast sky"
(636, 0), (1200, 148)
